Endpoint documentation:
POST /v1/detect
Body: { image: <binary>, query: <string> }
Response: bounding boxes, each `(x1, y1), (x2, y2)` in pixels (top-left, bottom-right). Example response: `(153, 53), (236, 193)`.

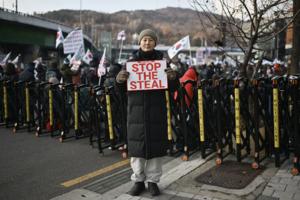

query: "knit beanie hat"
(138, 29), (158, 45)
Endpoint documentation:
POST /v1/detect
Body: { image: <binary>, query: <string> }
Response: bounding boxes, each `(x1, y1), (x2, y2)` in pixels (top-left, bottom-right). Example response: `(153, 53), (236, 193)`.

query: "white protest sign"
(63, 30), (84, 54)
(126, 60), (168, 91)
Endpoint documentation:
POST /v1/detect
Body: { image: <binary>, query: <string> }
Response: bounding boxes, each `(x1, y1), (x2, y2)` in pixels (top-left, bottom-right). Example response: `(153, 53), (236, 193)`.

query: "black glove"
(116, 70), (129, 83)
(165, 68), (177, 81)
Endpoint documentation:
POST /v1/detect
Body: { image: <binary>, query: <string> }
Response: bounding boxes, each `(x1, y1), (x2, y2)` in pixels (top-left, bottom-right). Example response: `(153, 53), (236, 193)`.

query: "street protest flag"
(56, 27), (64, 48)
(167, 35), (190, 59)
(117, 30), (126, 41)
(97, 48), (106, 77)
(33, 57), (42, 64)
(63, 54), (72, 65)
(66, 54), (72, 62)
(82, 49), (93, 65)
(33, 57), (43, 76)
(70, 44), (85, 65)
(12, 54), (21, 64)
(0, 52), (11, 66)
(117, 30), (126, 63)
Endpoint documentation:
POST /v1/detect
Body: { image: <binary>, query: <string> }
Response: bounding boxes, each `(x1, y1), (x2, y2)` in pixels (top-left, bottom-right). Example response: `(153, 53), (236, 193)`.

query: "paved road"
(0, 127), (127, 200)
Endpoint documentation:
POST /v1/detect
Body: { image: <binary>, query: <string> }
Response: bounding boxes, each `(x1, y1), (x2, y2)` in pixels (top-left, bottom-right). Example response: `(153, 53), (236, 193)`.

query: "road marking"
(61, 159), (130, 187)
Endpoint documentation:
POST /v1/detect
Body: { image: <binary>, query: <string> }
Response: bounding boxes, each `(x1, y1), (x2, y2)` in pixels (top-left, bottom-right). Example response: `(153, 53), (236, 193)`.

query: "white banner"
(63, 30), (84, 54)
(126, 60), (168, 91)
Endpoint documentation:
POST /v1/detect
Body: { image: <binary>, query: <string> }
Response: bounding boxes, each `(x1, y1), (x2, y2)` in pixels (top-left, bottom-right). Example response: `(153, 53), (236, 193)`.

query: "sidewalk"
(51, 152), (300, 200)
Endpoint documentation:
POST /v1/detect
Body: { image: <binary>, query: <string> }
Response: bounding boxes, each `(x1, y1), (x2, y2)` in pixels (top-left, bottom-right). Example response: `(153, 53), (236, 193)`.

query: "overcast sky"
(3, 0), (193, 14)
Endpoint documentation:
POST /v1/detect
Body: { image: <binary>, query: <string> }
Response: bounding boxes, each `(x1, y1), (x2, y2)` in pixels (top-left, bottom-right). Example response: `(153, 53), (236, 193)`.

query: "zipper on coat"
(143, 91), (149, 158)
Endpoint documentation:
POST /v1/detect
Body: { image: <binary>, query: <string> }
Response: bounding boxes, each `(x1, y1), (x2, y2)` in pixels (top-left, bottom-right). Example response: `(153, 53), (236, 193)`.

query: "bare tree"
(191, 0), (295, 77)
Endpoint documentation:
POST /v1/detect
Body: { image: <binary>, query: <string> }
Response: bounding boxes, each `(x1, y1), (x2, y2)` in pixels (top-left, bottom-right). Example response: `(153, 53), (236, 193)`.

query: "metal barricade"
(59, 83), (74, 142)
(289, 75), (300, 175)
(1, 73), (300, 171)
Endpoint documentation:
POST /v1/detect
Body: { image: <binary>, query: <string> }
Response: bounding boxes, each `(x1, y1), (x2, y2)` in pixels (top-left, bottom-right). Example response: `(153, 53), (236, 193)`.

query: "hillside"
(38, 7), (222, 46)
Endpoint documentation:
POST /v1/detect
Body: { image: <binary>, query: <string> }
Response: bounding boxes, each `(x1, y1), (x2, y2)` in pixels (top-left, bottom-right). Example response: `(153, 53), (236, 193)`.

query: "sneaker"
(148, 182), (160, 196)
(127, 182), (145, 196)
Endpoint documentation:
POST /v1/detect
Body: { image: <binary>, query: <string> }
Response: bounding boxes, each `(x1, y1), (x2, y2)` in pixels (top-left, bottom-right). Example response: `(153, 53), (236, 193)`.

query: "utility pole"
(80, 0), (82, 30)
(274, 16), (286, 61)
(291, 0), (300, 74)
(15, 0), (17, 12)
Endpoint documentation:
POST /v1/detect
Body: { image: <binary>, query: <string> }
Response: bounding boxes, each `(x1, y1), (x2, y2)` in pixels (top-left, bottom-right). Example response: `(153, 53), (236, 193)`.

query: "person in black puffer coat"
(46, 61), (62, 82)
(3, 62), (18, 82)
(116, 29), (178, 197)
(19, 62), (35, 82)
(2, 62), (19, 122)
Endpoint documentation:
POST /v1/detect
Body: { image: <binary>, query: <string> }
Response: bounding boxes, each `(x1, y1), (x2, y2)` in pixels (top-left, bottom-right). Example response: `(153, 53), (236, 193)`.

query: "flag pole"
(188, 35), (192, 65)
(80, 0), (83, 30)
(98, 48), (106, 86)
(98, 76), (101, 86)
(188, 35), (192, 60)
(118, 39), (124, 63)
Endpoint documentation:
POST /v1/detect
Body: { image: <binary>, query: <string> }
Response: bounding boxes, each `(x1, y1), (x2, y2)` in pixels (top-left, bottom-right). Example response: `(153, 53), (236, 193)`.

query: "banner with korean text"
(126, 60), (168, 91)
(63, 30), (84, 54)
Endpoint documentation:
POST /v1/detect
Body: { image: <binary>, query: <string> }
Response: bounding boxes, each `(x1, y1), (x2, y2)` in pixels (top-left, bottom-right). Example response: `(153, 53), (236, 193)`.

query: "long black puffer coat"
(19, 62), (35, 82)
(124, 49), (177, 159)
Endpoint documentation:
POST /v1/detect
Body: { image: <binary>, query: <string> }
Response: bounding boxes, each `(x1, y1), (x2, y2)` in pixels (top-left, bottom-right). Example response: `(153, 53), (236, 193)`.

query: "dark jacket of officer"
(124, 49), (176, 159)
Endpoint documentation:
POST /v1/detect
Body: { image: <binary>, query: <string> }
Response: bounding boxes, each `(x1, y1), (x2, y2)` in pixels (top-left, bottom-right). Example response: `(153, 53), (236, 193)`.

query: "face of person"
(140, 36), (156, 52)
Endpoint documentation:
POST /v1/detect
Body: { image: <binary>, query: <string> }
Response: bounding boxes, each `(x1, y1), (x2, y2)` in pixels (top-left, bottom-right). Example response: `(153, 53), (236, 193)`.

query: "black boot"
(148, 182), (160, 196)
(128, 182), (145, 196)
